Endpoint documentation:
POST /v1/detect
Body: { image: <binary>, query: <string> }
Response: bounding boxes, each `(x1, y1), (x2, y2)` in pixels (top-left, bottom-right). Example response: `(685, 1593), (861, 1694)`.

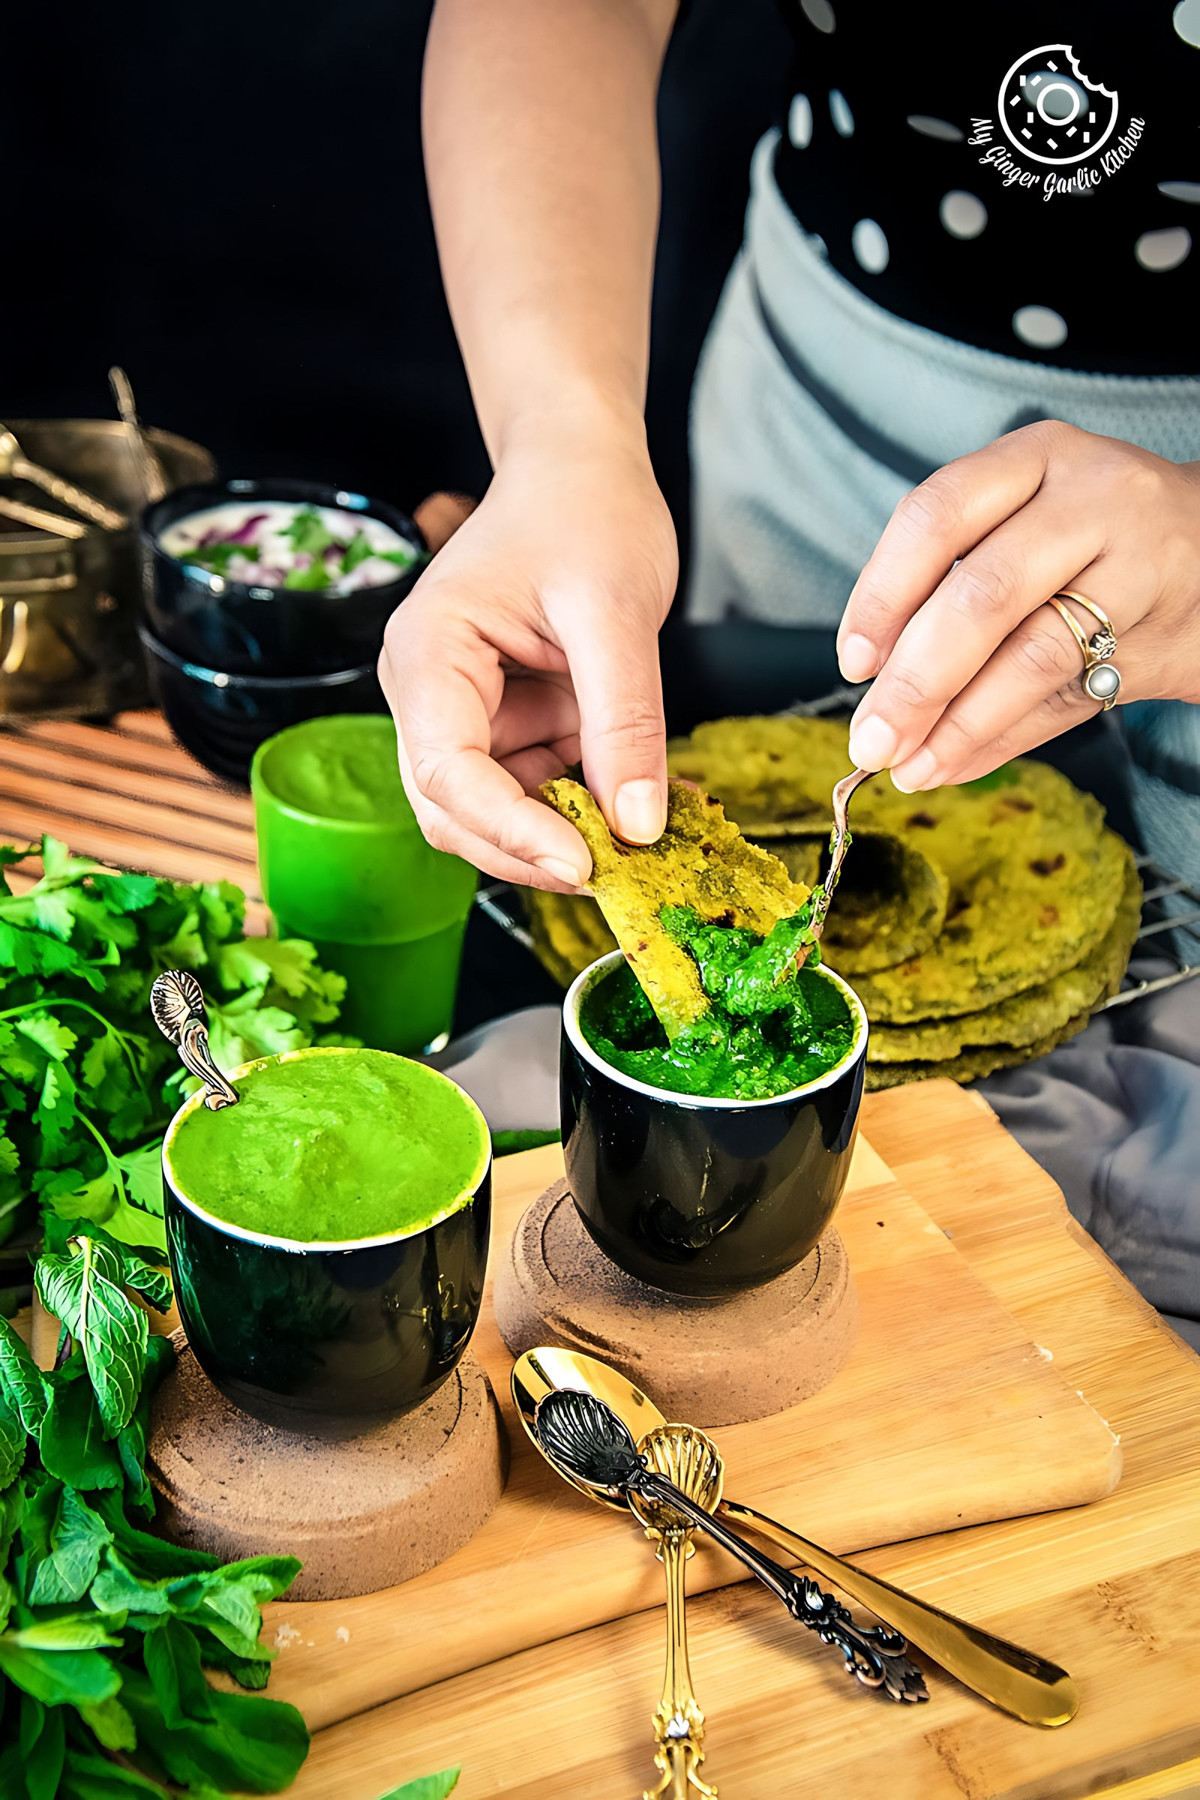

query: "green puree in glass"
(581, 906), (857, 1101)
(166, 1049), (489, 1242)
(260, 714), (411, 824)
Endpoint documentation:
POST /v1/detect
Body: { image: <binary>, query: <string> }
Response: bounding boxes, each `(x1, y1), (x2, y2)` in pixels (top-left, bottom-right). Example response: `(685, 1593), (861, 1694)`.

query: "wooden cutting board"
(262, 1128), (1121, 1734)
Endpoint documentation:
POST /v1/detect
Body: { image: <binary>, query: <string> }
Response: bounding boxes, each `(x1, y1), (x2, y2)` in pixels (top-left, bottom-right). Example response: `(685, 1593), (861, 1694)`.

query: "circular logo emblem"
(998, 44), (1119, 166)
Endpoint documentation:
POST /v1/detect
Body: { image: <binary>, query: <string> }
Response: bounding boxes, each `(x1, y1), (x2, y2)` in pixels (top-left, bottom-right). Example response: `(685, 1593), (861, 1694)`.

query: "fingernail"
(839, 633), (879, 684)
(614, 779), (666, 845)
(847, 713), (898, 772)
(538, 855), (588, 886)
(890, 748), (939, 793)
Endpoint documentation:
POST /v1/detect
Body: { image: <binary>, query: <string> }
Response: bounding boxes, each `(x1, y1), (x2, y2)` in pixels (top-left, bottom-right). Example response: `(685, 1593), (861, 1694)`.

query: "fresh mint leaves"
(0, 838), (347, 1253)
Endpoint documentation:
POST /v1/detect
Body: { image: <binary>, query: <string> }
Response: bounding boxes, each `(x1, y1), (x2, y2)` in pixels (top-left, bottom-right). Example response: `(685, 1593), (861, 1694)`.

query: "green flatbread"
(869, 847), (1140, 1062)
(540, 777), (809, 1037)
(865, 1009), (1093, 1089)
(671, 717), (1128, 1023)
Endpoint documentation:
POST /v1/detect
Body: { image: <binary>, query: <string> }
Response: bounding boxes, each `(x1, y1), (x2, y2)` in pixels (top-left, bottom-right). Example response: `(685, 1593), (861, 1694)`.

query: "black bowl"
(140, 624), (386, 786)
(561, 951), (868, 1297)
(161, 1052), (492, 1433)
(140, 477), (425, 677)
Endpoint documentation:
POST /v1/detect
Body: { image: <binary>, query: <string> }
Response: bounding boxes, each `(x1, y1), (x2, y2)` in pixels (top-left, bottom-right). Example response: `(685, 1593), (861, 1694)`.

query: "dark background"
(8, 0), (791, 586)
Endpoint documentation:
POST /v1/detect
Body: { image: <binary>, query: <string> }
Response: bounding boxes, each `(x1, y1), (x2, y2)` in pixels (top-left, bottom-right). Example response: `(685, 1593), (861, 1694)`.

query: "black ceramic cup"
(139, 624), (385, 786)
(141, 477), (426, 678)
(160, 1050), (492, 1433)
(561, 951), (868, 1298)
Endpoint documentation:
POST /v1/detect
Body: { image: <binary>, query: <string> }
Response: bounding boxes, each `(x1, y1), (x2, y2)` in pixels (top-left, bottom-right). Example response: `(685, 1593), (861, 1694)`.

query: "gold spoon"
(0, 495), (89, 540)
(108, 366), (168, 505)
(0, 424), (128, 532)
(512, 1347), (1080, 1728)
(633, 1424), (721, 1799)
(149, 970), (239, 1109)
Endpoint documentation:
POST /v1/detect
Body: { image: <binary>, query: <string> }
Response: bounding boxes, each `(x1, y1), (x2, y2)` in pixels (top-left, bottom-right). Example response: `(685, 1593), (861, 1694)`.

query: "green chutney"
(257, 714), (412, 824)
(165, 1048), (489, 1242)
(580, 906), (858, 1101)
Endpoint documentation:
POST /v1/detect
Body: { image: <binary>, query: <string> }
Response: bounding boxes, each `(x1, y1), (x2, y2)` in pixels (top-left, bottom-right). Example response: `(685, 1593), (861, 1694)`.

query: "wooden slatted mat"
(0, 711), (266, 926)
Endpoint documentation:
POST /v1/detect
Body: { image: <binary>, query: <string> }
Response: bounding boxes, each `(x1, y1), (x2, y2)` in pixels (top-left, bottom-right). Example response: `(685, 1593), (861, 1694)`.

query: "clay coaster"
(494, 1180), (857, 1427)
(148, 1339), (507, 1600)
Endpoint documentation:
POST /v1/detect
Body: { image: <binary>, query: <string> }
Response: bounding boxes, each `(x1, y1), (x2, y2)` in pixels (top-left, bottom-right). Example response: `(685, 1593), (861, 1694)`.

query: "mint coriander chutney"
(164, 1047), (490, 1243)
(579, 906), (858, 1101)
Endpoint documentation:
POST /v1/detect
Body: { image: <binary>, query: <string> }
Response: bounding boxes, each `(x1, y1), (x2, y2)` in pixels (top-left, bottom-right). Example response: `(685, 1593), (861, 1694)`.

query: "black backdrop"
(9, 0), (790, 575)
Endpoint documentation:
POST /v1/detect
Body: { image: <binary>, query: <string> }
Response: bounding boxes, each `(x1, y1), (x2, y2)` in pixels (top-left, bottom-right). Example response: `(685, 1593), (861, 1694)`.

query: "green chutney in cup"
(251, 715), (477, 1054)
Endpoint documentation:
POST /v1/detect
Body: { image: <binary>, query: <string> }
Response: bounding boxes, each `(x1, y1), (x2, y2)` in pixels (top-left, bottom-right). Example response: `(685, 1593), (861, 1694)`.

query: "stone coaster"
(148, 1339), (507, 1601)
(494, 1179), (857, 1427)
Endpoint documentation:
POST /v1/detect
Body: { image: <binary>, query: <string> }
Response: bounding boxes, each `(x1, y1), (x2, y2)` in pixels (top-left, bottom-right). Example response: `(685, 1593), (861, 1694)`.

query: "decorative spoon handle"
(149, 970), (239, 1111)
(720, 1498), (1078, 1728)
(645, 1531), (717, 1800)
(630, 1468), (926, 1704)
(10, 452), (128, 532)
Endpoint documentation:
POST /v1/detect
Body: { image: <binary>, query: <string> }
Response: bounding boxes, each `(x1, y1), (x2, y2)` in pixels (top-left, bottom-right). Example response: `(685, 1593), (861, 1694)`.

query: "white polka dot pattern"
(1012, 305), (1068, 349)
(829, 88), (854, 137)
(1135, 226), (1192, 270)
(789, 94), (814, 149)
(939, 191), (988, 239)
(906, 115), (964, 142)
(851, 218), (889, 273)
(1173, 0), (1200, 47)
(800, 0), (836, 32)
(1158, 181), (1200, 204)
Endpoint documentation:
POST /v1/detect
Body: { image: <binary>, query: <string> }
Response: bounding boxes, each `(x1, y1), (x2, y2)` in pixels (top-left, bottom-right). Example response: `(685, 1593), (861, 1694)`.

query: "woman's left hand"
(836, 421), (1200, 790)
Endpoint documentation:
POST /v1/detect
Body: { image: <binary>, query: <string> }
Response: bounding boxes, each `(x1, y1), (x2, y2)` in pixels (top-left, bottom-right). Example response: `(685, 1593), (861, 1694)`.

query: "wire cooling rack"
(474, 680), (1200, 1014)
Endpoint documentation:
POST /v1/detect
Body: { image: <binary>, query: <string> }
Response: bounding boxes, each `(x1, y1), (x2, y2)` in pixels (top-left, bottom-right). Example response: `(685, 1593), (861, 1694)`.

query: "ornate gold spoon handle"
(149, 970), (239, 1111)
(722, 1499), (1078, 1728)
(644, 1530), (716, 1800)
(0, 427), (128, 532)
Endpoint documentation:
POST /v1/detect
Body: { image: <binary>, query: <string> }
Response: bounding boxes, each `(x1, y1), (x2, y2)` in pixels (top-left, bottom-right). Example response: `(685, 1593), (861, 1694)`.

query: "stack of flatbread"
(524, 716), (1140, 1089)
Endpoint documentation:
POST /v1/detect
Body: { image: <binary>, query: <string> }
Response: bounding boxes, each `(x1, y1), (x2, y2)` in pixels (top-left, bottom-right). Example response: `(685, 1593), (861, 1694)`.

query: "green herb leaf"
(17, 1690), (66, 1800)
(0, 1634), (121, 1705)
(79, 1693), (138, 1750)
(180, 541), (258, 578)
(281, 505), (334, 557)
(38, 1363), (124, 1491)
(282, 555), (335, 591)
(12, 1612), (124, 1650)
(376, 1770), (462, 1800)
(0, 1313), (49, 1434)
(36, 1238), (149, 1436)
(119, 1665), (311, 1794)
(28, 1485), (112, 1604)
(339, 529), (375, 574)
(0, 1389), (25, 1489)
(144, 1616), (217, 1728)
(59, 1749), (170, 1798)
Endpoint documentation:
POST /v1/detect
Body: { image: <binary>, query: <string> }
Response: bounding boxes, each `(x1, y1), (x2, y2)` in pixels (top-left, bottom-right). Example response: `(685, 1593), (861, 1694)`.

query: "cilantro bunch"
(0, 839), (349, 1255)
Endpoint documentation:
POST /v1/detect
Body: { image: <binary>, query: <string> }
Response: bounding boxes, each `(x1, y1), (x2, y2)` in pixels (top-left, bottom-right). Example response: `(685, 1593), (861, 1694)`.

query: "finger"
(838, 422), (1060, 682)
(891, 564), (1145, 789)
(499, 742), (577, 796)
(847, 505), (1110, 771)
(407, 796), (585, 892)
(928, 623), (1154, 787)
(385, 621), (593, 886)
(488, 673), (580, 761)
(554, 600), (667, 845)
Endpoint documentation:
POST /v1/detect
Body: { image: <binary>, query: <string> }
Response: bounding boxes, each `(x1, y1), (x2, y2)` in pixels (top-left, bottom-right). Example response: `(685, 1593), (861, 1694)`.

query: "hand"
(836, 421), (1200, 790)
(379, 414), (678, 888)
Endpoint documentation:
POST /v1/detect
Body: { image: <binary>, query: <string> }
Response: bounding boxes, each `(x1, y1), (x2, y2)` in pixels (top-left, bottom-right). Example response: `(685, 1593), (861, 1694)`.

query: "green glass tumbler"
(251, 715), (477, 1054)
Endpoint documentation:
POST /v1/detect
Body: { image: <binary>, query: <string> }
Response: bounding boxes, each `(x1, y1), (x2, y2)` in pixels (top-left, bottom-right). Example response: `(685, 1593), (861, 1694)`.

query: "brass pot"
(0, 419), (215, 721)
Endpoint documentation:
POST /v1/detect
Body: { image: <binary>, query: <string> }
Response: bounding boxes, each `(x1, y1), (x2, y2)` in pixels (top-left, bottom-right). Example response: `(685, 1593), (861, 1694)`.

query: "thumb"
(556, 600), (667, 845)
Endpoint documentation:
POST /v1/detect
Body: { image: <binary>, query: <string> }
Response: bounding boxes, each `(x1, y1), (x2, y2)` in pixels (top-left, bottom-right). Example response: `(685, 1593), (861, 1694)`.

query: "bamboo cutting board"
(261, 1130), (1121, 1734)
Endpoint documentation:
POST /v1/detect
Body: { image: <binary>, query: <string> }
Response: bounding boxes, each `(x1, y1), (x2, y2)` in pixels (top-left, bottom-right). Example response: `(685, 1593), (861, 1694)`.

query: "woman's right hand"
(379, 411), (678, 891)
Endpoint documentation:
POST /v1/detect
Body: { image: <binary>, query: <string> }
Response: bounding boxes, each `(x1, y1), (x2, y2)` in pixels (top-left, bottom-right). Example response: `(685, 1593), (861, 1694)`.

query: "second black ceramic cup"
(160, 1050), (492, 1432)
(561, 951), (867, 1298)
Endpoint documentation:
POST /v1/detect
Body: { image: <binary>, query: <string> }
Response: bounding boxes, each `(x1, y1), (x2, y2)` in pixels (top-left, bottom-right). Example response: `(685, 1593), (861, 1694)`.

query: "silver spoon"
(108, 366), (167, 505)
(788, 765), (876, 975)
(149, 970), (239, 1110)
(534, 1388), (927, 1703)
(0, 424), (128, 532)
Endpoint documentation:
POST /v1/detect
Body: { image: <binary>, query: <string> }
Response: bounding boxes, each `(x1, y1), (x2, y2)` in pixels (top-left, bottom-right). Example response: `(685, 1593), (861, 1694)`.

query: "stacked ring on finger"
(1046, 589), (1123, 710)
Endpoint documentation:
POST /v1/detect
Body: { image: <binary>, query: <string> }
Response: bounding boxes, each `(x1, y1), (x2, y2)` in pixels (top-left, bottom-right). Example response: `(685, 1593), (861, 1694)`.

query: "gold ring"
(1047, 590), (1122, 711)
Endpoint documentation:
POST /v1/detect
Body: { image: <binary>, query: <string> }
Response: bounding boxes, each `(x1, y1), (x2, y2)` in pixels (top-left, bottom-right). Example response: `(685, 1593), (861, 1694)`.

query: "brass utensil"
(512, 1347), (1080, 1727)
(0, 423), (128, 532)
(533, 1388), (927, 1704)
(0, 495), (89, 540)
(108, 366), (168, 505)
(149, 970), (239, 1110)
(632, 1424), (721, 1799)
